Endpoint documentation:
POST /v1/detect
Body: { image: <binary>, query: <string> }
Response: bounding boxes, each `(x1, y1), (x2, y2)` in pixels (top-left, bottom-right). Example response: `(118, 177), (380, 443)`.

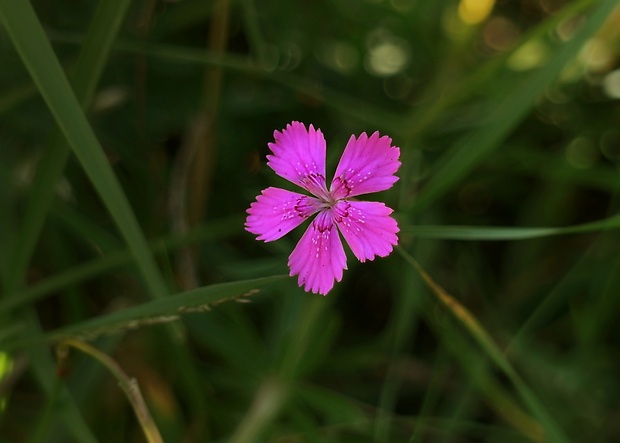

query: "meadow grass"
(1, 0), (619, 441)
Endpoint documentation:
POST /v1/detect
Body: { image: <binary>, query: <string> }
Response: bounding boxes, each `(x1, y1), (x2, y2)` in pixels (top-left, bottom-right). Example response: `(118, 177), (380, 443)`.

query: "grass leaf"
(0, 0), (168, 300)
(403, 214), (620, 240)
(413, 0), (619, 209)
(398, 247), (570, 443)
(1, 276), (285, 351)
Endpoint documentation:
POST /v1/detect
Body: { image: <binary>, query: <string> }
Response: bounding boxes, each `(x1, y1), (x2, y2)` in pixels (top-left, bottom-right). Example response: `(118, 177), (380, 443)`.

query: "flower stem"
(56, 339), (164, 443)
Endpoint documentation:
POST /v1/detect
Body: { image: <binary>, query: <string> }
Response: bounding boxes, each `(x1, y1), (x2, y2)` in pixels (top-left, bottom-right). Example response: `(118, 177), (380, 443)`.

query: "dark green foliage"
(1, 0), (619, 441)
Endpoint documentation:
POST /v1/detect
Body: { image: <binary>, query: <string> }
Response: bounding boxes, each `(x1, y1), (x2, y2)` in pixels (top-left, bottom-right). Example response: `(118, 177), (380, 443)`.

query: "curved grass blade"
(397, 247), (570, 443)
(0, 216), (243, 314)
(0, 0), (167, 301)
(0, 1), (132, 442)
(57, 339), (164, 443)
(2, 0), (133, 294)
(1, 276), (285, 351)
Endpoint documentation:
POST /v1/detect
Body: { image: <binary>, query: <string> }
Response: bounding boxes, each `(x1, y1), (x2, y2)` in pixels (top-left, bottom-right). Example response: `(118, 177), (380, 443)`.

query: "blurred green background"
(1, 0), (620, 441)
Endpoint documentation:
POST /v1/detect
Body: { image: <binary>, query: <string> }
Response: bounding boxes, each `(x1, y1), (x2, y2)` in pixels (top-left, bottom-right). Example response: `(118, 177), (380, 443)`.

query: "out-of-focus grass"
(1, 0), (620, 442)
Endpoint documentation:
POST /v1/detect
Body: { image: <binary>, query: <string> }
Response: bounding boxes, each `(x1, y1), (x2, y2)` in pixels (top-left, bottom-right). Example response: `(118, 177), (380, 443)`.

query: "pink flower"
(245, 121), (400, 295)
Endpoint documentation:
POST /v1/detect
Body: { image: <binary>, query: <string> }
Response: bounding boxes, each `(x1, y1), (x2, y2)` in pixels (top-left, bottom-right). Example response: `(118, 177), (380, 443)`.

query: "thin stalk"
(397, 247), (570, 443)
(57, 339), (164, 443)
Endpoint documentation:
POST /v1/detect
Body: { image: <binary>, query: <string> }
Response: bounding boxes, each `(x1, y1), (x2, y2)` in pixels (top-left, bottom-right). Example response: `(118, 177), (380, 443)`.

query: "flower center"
(300, 173), (337, 205)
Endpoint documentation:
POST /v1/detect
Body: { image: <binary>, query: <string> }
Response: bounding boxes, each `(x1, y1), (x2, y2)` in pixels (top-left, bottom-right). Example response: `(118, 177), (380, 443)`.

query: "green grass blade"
(68, 0), (133, 107)
(405, 225), (561, 241)
(0, 2), (133, 442)
(0, 0), (168, 300)
(398, 247), (570, 442)
(499, 145), (620, 194)
(2, 0), (132, 292)
(20, 313), (98, 443)
(507, 232), (616, 349)
(432, 324), (544, 441)
(0, 81), (37, 114)
(403, 213), (620, 240)
(1, 276), (285, 351)
(413, 0), (618, 209)
(49, 32), (404, 134)
(402, 0), (596, 141)
(0, 217), (243, 314)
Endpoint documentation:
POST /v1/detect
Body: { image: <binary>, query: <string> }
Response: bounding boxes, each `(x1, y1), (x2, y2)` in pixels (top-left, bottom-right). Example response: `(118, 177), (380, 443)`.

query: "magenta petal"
(288, 211), (347, 295)
(330, 131), (401, 199)
(245, 187), (321, 242)
(333, 200), (399, 262)
(267, 121), (329, 198)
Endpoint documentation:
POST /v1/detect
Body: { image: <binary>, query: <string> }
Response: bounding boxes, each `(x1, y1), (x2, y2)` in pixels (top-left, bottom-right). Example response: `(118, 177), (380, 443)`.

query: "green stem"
(398, 247), (570, 443)
(57, 339), (164, 443)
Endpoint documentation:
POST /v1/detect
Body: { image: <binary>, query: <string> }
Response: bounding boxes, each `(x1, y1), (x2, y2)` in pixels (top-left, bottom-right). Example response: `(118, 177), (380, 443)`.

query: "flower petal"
(330, 131), (400, 199)
(288, 211), (347, 295)
(333, 200), (399, 262)
(267, 121), (329, 198)
(246, 187), (322, 242)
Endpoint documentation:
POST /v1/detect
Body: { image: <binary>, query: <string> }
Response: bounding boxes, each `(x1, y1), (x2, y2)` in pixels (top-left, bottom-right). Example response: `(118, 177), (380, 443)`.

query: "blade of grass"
(398, 247), (570, 443)
(406, 225), (559, 240)
(507, 231), (615, 350)
(0, 216), (243, 315)
(499, 144), (620, 194)
(0, 1), (132, 442)
(0, 0), (167, 301)
(413, 0), (618, 210)
(0, 81), (37, 114)
(228, 377), (289, 443)
(426, 326), (543, 442)
(575, 233), (620, 347)
(0, 5), (217, 426)
(1, 276), (286, 351)
(239, 0), (270, 64)
(51, 204), (124, 253)
(49, 31), (405, 134)
(402, 0), (597, 141)
(229, 294), (330, 443)
(374, 244), (429, 441)
(403, 213), (620, 240)
(2, 0), (133, 294)
(28, 370), (64, 443)
(20, 313), (98, 443)
(57, 339), (164, 443)
(169, 0), (232, 290)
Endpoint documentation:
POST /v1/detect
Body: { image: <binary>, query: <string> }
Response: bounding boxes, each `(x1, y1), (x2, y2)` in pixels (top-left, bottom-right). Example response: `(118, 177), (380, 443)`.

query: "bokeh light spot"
(0, 353), (12, 412)
(565, 137), (599, 169)
(365, 29), (409, 77)
(507, 40), (549, 71)
(601, 130), (620, 161)
(603, 69), (620, 99)
(316, 40), (358, 74)
(458, 0), (495, 25)
(483, 16), (520, 51)
(579, 38), (613, 73)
